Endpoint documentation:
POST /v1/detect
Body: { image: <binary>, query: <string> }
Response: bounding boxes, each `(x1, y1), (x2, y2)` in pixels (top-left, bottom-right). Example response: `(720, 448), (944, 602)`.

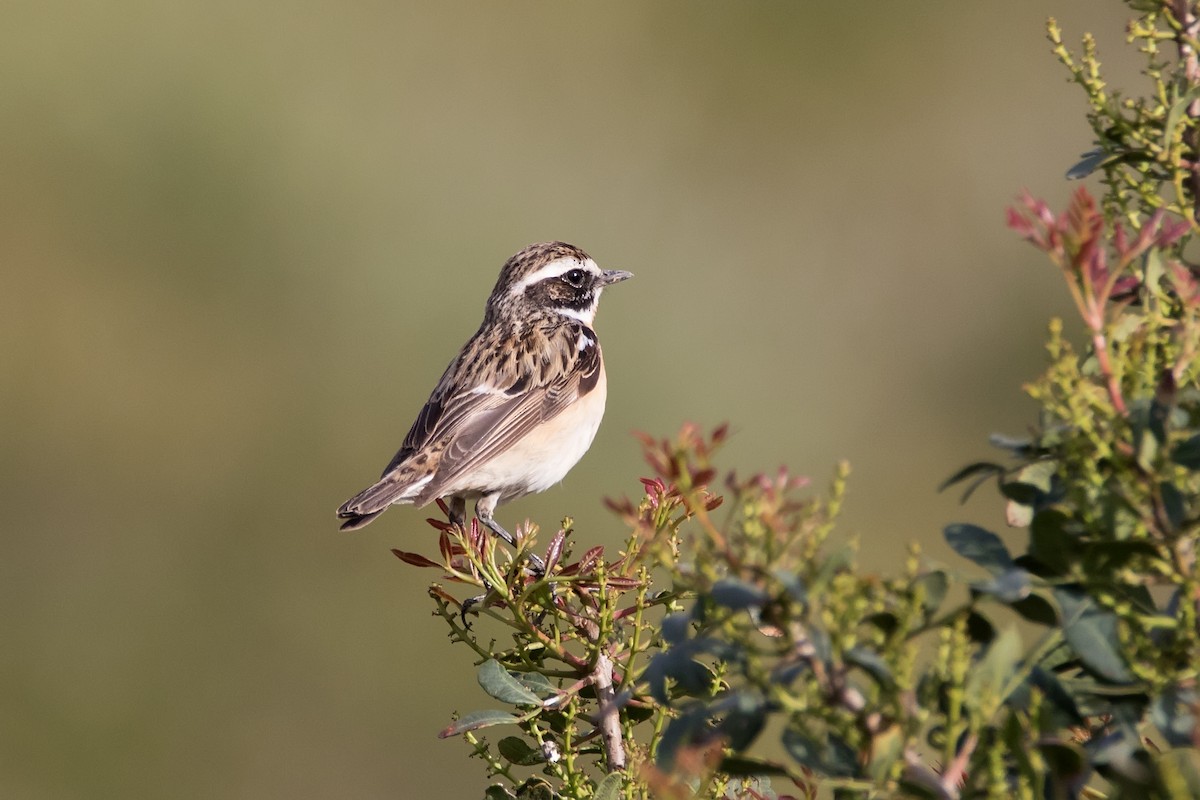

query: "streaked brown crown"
(485, 241), (597, 321)
(489, 242), (592, 297)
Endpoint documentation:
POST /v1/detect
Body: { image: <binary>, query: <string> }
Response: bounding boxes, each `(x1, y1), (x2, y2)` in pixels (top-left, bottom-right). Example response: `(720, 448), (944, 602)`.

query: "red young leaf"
(576, 546), (605, 576)
(428, 585), (462, 607)
(1170, 262), (1200, 305)
(711, 422), (730, 445)
(392, 549), (442, 569)
(603, 576), (643, 590)
(603, 495), (636, 516)
(544, 529), (567, 574)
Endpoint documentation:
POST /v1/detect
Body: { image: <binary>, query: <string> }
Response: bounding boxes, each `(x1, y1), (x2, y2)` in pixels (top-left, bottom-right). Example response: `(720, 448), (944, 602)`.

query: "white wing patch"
(576, 331), (595, 351)
(397, 474), (433, 500)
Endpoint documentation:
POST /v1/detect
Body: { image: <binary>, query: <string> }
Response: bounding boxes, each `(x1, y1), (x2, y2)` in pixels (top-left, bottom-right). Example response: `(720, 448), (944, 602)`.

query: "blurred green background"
(2, 2), (1137, 797)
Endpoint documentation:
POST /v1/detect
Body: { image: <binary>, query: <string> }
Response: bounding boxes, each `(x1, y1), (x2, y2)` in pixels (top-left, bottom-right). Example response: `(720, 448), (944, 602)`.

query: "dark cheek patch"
(528, 281), (569, 305)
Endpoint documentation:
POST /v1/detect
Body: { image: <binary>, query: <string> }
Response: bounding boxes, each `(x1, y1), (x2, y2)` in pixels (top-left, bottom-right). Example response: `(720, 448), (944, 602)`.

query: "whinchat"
(337, 242), (632, 551)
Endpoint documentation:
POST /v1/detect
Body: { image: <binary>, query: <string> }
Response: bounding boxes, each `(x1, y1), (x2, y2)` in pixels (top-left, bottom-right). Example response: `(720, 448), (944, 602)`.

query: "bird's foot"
(478, 516), (547, 576)
(459, 586), (493, 628)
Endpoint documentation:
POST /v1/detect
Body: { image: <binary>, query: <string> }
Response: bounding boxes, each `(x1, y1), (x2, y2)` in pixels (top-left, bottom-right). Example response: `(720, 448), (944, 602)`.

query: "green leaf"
(512, 671), (556, 700)
(718, 699), (767, 752)
(1138, 425), (1162, 472)
(866, 724), (906, 783)
(1037, 739), (1088, 781)
(1152, 686), (1198, 748)
(864, 611), (898, 636)
(846, 647), (894, 690)
(944, 523), (1013, 575)
(718, 755), (792, 776)
(1085, 539), (1162, 572)
(913, 569), (948, 617)
(967, 627), (1022, 713)
(1030, 667), (1084, 727)
(1054, 588), (1136, 684)
(439, 709), (521, 739)
(938, 460), (1004, 499)
(1158, 748), (1200, 800)
(965, 610), (996, 644)
(772, 569), (807, 603)
(1173, 433), (1200, 469)
(1029, 510), (1078, 576)
(484, 784), (517, 800)
(1009, 592), (1058, 627)
(478, 660), (543, 707)
(661, 611), (691, 645)
(648, 651), (716, 702)
(497, 736), (544, 766)
(1003, 460), (1058, 527)
(1162, 482), (1187, 532)
(710, 578), (769, 610)
(812, 543), (855, 588)
(593, 773), (624, 800)
(1066, 147), (1117, 179)
(1145, 247), (1167, 289)
(989, 432), (1038, 455)
(1132, 394), (1171, 472)
(656, 705), (711, 767)
(1008, 459), (1055, 492)
(514, 778), (557, 800)
(1164, 87), (1200, 152)
(1000, 481), (1042, 506)
(972, 568), (1031, 603)
(781, 728), (860, 778)
(1110, 311), (1144, 343)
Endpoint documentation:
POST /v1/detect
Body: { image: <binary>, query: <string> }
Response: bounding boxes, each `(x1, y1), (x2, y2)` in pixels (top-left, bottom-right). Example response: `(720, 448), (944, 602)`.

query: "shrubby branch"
(380, 3), (1200, 798)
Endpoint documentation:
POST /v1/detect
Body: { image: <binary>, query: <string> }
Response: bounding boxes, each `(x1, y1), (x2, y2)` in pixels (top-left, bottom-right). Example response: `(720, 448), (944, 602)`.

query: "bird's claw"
(460, 592), (486, 628)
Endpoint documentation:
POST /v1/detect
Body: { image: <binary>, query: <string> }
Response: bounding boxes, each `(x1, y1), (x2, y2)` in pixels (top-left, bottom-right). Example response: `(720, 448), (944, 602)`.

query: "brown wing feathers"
(414, 324), (601, 504)
(337, 321), (601, 528)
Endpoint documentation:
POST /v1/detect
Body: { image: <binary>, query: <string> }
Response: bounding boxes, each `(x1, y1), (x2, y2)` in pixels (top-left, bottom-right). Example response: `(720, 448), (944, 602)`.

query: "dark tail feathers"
(336, 476), (421, 531)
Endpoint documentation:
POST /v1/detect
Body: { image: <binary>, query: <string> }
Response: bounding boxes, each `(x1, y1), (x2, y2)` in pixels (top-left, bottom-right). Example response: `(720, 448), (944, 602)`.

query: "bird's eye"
(563, 269), (586, 288)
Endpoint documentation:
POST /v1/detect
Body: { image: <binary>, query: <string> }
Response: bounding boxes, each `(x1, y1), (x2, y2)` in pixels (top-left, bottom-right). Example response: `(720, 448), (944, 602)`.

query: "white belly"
(452, 363), (607, 504)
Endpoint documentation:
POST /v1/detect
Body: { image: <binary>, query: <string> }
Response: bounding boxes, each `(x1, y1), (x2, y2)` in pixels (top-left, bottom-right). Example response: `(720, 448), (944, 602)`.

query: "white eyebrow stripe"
(508, 258), (601, 296)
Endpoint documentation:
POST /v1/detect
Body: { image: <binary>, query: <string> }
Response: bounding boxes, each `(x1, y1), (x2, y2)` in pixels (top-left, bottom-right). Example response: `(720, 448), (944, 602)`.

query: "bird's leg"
(448, 496), (467, 529)
(451, 495), (493, 626)
(476, 494), (546, 575)
(459, 495), (550, 627)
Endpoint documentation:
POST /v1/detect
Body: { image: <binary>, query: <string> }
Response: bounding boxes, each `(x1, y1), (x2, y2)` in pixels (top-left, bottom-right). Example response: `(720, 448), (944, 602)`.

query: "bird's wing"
(411, 323), (603, 502)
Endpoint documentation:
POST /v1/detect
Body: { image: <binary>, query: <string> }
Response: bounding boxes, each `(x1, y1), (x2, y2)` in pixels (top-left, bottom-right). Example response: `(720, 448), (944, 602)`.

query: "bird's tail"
(336, 474), (430, 531)
(337, 509), (386, 532)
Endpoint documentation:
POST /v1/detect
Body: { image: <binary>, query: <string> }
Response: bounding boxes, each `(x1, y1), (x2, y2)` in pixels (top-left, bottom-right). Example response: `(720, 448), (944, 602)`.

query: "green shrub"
(386, 3), (1200, 797)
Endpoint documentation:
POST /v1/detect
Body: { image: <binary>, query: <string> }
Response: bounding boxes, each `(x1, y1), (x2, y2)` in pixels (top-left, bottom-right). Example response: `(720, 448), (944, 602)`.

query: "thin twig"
(1090, 328), (1129, 415)
(592, 651), (626, 772)
(1173, 0), (1200, 222)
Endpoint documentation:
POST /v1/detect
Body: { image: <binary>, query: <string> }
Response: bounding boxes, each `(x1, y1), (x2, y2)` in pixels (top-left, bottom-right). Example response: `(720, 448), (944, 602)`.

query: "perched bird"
(337, 242), (632, 553)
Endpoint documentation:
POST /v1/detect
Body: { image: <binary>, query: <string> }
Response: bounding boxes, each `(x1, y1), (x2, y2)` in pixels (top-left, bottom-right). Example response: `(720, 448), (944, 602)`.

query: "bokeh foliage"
(393, 3), (1200, 798)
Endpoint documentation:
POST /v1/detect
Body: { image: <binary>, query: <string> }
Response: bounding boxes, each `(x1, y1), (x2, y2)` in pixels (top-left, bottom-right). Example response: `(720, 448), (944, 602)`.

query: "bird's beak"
(598, 269), (634, 286)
